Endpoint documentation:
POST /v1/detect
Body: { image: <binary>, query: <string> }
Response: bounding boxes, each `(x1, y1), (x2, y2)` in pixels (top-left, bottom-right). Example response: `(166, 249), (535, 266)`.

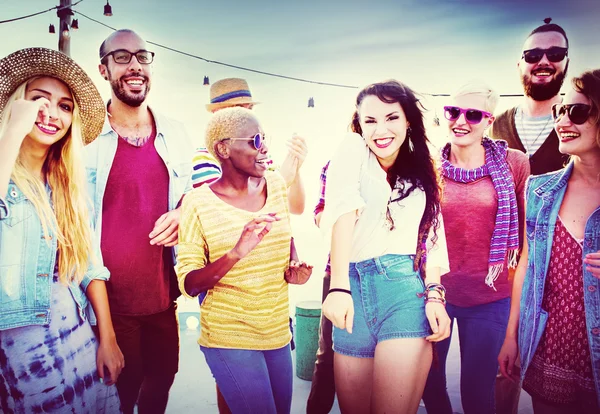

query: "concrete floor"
(167, 301), (533, 414)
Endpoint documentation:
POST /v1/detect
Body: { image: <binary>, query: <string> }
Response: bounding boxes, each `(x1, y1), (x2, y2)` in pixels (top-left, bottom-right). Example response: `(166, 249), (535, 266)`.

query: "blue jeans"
(422, 298), (510, 414)
(200, 344), (293, 414)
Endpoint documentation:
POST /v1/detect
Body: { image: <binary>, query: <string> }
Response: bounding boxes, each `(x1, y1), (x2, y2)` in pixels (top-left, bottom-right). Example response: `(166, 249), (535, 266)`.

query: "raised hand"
(231, 214), (280, 260)
(6, 98), (51, 141)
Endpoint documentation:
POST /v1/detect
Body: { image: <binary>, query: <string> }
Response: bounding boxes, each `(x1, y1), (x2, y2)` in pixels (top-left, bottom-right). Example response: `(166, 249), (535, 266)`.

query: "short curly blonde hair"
(205, 106), (259, 161)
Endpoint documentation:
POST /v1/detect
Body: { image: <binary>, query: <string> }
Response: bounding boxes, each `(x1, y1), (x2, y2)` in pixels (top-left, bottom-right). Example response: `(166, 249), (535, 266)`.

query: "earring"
(407, 127), (414, 152)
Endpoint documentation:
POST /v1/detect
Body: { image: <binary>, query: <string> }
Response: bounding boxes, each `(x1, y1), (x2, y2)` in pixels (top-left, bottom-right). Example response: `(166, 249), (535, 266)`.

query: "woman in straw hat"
(176, 107), (311, 414)
(320, 80), (451, 413)
(0, 48), (123, 412)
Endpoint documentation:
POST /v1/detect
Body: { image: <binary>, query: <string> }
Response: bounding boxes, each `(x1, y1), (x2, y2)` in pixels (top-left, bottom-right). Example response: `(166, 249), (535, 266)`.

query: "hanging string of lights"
(0, 0), (85, 24)
(1, 2), (527, 102)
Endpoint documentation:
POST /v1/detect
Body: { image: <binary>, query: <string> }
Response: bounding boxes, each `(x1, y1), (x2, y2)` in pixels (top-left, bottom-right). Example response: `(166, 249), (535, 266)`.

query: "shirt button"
(592, 328), (600, 335)
(586, 239), (593, 248)
(10, 190), (17, 198)
(588, 286), (597, 292)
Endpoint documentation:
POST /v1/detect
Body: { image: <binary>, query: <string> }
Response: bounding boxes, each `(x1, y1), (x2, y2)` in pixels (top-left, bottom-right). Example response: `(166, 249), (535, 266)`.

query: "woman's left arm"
(86, 280), (124, 386)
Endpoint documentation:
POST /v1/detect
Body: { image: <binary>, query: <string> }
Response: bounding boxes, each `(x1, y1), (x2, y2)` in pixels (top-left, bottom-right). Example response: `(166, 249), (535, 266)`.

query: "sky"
(1, 0), (600, 303)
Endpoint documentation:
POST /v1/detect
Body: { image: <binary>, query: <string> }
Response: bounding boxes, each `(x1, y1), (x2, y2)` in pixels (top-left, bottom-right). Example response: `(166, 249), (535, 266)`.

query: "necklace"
(518, 106), (552, 157)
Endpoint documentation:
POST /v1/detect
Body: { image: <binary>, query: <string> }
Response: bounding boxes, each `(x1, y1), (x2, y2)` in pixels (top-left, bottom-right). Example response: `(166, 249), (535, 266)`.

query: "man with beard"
(490, 20), (570, 175)
(492, 21), (570, 414)
(84, 29), (192, 414)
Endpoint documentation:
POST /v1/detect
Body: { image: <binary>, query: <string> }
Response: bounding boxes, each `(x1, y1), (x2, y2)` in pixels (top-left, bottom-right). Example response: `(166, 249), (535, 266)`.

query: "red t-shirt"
(441, 149), (529, 307)
(101, 131), (173, 315)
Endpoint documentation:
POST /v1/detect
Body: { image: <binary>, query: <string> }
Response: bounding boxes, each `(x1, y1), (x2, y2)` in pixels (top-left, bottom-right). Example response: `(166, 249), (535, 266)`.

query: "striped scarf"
(441, 137), (519, 290)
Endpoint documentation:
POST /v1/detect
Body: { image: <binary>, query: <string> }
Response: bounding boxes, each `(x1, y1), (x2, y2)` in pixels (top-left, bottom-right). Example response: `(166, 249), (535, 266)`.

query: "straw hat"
(206, 77), (260, 112)
(0, 47), (105, 144)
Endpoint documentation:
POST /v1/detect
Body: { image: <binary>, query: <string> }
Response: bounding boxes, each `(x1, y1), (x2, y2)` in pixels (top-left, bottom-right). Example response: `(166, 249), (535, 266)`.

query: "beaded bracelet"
(328, 288), (351, 296)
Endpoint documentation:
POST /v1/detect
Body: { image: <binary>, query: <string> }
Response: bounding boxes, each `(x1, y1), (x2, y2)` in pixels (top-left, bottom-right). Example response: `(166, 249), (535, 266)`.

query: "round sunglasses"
(551, 103), (592, 125)
(221, 133), (268, 150)
(443, 106), (492, 125)
(521, 47), (568, 64)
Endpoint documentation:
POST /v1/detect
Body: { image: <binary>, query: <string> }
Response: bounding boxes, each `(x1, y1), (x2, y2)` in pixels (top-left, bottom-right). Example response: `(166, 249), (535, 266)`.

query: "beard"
(108, 72), (150, 107)
(521, 69), (566, 102)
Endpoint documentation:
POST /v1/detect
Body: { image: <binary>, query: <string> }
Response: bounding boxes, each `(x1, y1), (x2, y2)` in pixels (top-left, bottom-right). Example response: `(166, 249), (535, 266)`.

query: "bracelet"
(425, 297), (447, 306)
(328, 288), (351, 296)
(425, 282), (446, 300)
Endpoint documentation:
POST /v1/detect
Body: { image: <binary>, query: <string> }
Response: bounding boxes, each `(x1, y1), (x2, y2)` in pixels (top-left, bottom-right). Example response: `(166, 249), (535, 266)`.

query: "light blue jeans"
(200, 344), (293, 414)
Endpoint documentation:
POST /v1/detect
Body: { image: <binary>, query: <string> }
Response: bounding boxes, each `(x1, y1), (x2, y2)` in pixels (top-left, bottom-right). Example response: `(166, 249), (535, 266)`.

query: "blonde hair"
(205, 106), (259, 161)
(0, 77), (95, 284)
(453, 81), (499, 114)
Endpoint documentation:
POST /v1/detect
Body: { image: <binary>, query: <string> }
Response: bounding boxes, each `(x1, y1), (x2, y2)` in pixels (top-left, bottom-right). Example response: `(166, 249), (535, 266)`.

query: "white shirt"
(321, 133), (449, 274)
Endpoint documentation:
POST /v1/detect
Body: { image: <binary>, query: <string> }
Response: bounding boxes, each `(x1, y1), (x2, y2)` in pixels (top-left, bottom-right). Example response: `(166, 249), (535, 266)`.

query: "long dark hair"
(350, 80), (442, 274)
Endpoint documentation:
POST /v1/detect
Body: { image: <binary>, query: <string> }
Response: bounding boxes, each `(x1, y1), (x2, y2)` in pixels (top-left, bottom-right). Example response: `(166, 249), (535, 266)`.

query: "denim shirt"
(84, 107), (193, 257)
(0, 182), (109, 330)
(519, 161), (600, 403)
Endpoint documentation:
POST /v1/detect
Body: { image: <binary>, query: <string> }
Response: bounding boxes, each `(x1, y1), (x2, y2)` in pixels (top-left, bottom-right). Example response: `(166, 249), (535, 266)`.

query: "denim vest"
(84, 107), (193, 259)
(519, 161), (600, 403)
(0, 182), (109, 330)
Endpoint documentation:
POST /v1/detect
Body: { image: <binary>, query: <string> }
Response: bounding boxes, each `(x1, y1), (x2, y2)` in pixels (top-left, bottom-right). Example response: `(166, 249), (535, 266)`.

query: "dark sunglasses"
(101, 49), (155, 64)
(551, 103), (592, 125)
(443, 106), (492, 125)
(522, 47), (568, 64)
(221, 133), (268, 150)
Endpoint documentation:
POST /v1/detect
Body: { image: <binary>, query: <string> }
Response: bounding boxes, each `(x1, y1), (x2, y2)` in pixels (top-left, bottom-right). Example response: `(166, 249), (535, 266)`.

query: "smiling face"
(224, 118), (270, 177)
(447, 94), (494, 149)
(358, 94), (408, 168)
(24, 76), (74, 148)
(555, 88), (600, 157)
(100, 31), (152, 107)
(519, 31), (569, 101)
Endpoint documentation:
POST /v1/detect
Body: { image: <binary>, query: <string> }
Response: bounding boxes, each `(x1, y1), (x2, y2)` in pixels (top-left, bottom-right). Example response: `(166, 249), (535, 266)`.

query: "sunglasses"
(221, 133), (269, 150)
(522, 47), (568, 64)
(444, 106), (492, 125)
(551, 103), (592, 125)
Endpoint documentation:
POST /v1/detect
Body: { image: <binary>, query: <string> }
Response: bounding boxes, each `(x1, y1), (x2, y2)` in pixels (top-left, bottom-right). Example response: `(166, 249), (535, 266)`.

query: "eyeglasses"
(551, 103), (592, 125)
(221, 133), (269, 150)
(522, 47), (568, 64)
(443, 106), (492, 125)
(101, 49), (155, 64)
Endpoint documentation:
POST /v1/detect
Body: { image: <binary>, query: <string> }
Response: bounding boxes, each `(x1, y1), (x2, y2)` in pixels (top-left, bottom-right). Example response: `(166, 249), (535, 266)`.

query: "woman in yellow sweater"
(175, 107), (310, 414)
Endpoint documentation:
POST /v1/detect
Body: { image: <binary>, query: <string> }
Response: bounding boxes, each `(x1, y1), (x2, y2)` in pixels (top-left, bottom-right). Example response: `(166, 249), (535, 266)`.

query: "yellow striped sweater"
(175, 171), (292, 350)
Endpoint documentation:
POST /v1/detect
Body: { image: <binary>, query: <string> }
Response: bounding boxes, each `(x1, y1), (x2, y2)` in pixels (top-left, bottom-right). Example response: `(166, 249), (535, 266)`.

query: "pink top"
(101, 131), (174, 315)
(441, 149), (529, 307)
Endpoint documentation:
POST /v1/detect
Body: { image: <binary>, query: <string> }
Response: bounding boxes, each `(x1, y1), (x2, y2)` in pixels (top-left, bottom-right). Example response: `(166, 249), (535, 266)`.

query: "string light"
(4, 3), (531, 98)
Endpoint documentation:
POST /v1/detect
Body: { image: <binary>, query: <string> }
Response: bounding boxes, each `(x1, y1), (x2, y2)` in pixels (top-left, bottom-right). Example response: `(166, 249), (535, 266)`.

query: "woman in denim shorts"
(320, 80), (451, 414)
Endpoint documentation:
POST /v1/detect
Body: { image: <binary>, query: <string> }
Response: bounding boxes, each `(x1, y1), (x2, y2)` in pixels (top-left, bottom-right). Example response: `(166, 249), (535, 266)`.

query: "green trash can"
(295, 300), (322, 381)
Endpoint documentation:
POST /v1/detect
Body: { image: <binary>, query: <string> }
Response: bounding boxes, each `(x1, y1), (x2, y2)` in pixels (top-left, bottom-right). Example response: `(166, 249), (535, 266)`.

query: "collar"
(533, 160), (574, 199)
(101, 100), (162, 137)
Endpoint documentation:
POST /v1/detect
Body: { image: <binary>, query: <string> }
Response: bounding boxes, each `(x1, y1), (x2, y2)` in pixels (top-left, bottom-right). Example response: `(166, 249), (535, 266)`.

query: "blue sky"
(2, 0), (599, 300)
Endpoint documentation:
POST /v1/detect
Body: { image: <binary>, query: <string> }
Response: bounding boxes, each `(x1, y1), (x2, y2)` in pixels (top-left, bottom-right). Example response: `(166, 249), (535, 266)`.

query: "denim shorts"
(333, 254), (430, 358)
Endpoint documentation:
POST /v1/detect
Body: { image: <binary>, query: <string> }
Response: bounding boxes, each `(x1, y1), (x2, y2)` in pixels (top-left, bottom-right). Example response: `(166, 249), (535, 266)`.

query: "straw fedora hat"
(0, 47), (105, 144)
(206, 77), (260, 112)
